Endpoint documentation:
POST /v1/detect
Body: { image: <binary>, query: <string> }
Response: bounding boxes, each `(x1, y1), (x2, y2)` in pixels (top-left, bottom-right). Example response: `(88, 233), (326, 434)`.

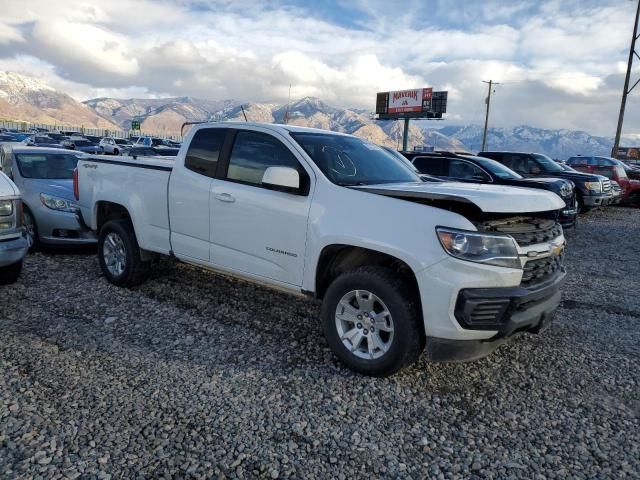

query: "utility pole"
(402, 118), (410, 151)
(481, 80), (500, 152)
(613, 0), (640, 157)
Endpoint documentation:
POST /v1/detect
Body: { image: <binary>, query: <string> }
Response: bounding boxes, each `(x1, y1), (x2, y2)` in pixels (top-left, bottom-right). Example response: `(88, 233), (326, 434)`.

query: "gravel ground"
(1, 207), (639, 480)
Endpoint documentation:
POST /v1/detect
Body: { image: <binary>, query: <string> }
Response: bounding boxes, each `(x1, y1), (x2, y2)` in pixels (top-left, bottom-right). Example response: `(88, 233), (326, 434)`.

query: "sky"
(0, 0), (639, 137)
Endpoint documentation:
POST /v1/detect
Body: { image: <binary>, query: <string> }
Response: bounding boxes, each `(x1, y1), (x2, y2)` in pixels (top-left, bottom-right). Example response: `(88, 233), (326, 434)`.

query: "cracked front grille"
(509, 223), (563, 247)
(521, 254), (564, 287)
(476, 217), (562, 248)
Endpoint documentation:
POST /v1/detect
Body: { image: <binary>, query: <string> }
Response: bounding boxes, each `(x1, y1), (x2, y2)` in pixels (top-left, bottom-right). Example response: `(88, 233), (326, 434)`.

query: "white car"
(99, 137), (132, 155)
(0, 171), (29, 284)
(75, 123), (566, 376)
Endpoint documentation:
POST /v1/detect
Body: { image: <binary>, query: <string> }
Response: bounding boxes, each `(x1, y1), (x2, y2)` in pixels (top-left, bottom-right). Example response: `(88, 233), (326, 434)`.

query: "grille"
(521, 254), (564, 287)
(507, 222), (563, 247)
(477, 217), (562, 247)
(602, 179), (612, 194)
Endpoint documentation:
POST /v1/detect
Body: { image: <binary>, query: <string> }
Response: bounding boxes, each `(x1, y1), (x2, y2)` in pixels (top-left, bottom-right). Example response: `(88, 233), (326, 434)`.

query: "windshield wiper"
(338, 181), (370, 186)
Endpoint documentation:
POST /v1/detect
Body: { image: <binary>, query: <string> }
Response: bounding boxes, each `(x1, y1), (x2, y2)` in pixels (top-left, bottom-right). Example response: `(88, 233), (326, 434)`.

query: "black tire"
(23, 207), (39, 252)
(629, 192), (640, 207)
(576, 194), (590, 214)
(113, 148), (119, 156)
(0, 260), (23, 285)
(98, 220), (150, 287)
(321, 266), (424, 376)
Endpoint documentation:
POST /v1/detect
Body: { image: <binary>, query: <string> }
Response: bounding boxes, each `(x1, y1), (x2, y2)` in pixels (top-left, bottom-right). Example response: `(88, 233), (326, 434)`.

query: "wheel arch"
(314, 244), (423, 325)
(95, 201), (133, 233)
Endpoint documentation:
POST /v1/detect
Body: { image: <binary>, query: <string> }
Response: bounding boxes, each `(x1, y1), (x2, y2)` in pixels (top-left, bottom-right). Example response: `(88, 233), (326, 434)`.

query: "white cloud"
(0, 0), (638, 136)
(30, 20), (139, 76)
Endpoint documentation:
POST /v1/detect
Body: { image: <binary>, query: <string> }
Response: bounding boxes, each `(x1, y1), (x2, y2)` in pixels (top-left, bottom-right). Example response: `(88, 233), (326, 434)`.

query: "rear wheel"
(98, 220), (150, 287)
(0, 260), (23, 285)
(113, 148), (119, 156)
(321, 266), (423, 376)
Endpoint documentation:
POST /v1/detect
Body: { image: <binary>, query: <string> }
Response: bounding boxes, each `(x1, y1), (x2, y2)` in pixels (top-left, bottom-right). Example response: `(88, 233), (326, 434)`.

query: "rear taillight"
(73, 168), (79, 200)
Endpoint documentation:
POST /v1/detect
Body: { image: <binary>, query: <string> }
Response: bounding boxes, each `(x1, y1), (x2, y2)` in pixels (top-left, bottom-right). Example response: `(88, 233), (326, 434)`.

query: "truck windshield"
(615, 165), (628, 179)
(469, 156), (522, 179)
(15, 153), (79, 179)
(291, 133), (420, 186)
(533, 154), (564, 173)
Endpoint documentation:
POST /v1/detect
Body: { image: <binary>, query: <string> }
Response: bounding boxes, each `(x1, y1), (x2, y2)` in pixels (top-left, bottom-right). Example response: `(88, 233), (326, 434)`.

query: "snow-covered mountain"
(86, 93), (614, 157)
(434, 125), (614, 158)
(84, 96), (238, 133)
(0, 71), (621, 157)
(0, 71), (117, 129)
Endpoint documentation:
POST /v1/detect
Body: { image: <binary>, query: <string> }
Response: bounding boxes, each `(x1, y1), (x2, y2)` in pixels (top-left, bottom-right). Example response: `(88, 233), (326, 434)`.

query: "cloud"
(0, 0), (638, 136)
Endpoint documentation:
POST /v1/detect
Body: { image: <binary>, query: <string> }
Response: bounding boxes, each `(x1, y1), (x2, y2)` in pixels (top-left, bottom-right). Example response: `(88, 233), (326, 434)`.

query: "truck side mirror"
(262, 166), (300, 193)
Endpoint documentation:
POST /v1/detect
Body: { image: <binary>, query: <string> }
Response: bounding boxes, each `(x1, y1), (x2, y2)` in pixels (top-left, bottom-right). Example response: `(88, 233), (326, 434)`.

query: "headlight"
(40, 193), (78, 212)
(560, 183), (573, 196)
(584, 181), (602, 193)
(436, 228), (521, 269)
(0, 199), (13, 216)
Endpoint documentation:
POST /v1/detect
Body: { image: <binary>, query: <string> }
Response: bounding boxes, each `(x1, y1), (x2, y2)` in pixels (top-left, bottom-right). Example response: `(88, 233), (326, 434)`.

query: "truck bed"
(77, 154), (174, 255)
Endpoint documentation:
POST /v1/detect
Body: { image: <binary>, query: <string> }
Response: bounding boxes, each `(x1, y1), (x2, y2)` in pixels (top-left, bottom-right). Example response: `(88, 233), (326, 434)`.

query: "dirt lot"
(1, 207), (639, 479)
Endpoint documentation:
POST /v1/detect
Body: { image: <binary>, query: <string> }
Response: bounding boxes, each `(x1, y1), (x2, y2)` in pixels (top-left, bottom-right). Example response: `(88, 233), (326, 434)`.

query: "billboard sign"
(376, 88), (447, 119)
(614, 147), (640, 160)
(388, 88), (432, 114)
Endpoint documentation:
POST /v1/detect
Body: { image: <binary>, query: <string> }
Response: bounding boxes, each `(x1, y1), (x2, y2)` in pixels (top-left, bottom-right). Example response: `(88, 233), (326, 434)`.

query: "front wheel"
(0, 260), (23, 285)
(23, 208), (39, 251)
(98, 220), (150, 287)
(321, 266), (424, 376)
(576, 194), (591, 214)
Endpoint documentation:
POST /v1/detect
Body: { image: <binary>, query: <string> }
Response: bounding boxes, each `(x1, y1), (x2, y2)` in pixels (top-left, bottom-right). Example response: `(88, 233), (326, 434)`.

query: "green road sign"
(131, 120), (141, 130)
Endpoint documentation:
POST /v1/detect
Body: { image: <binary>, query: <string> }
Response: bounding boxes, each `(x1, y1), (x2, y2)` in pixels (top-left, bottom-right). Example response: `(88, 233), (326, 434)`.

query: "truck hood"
(550, 170), (602, 182)
(0, 172), (19, 197)
(25, 178), (74, 201)
(517, 177), (566, 187)
(351, 181), (565, 213)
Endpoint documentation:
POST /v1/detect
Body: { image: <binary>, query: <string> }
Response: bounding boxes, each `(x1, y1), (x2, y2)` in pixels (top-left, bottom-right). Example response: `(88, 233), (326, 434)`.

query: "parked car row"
(0, 127), (181, 158)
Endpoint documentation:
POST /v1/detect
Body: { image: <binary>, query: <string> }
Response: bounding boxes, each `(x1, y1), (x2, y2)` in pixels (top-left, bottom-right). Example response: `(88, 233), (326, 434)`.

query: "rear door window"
(185, 128), (228, 177)
(593, 166), (613, 179)
(412, 157), (446, 176)
(446, 159), (491, 181)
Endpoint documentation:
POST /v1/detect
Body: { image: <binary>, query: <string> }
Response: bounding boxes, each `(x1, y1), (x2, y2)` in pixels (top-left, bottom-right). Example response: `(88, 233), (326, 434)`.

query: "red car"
(567, 156), (640, 206)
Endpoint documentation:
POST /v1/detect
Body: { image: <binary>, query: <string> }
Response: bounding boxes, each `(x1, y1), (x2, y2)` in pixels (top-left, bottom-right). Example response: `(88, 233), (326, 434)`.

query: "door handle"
(215, 193), (236, 203)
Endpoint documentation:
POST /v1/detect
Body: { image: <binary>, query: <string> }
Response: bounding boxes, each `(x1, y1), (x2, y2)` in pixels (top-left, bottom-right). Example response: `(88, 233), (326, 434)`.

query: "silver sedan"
(0, 145), (96, 248)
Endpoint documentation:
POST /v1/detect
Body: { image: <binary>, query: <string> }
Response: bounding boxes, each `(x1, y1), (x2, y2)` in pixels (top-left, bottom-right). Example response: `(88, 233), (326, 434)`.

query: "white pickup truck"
(76, 122), (566, 376)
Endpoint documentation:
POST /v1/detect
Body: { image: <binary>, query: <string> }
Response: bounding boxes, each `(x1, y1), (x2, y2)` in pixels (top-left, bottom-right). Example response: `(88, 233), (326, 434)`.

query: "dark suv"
(478, 151), (612, 213)
(403, 152), (577, 228)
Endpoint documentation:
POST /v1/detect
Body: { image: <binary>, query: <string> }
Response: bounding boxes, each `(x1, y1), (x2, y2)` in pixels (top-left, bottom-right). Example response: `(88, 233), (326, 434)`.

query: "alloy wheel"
(334, 289), (395, 360)
(103, 232), (127, 277)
